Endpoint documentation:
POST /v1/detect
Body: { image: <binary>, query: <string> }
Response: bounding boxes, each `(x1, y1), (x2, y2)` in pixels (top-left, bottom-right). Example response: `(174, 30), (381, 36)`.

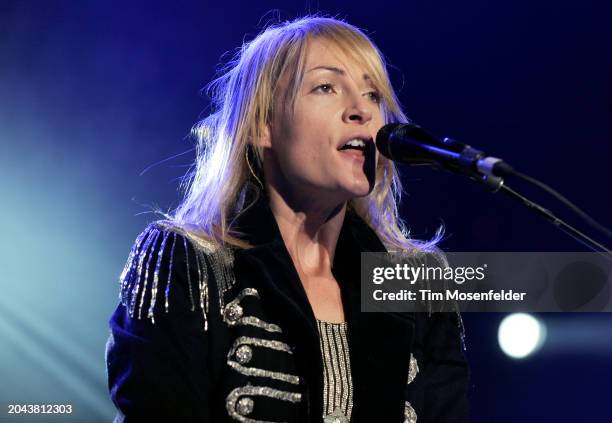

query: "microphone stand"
(470, 172), (612, 261)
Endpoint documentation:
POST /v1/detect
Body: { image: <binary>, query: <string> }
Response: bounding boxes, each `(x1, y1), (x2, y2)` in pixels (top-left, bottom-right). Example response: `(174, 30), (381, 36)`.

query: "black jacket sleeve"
(408, 311), (470, 423)
(105, 223), (212, 422)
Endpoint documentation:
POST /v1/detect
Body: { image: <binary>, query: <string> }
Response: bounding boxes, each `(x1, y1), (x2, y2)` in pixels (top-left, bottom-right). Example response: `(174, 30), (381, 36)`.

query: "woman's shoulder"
(117, 219), (235, 329)
(149, 219), (227, 253)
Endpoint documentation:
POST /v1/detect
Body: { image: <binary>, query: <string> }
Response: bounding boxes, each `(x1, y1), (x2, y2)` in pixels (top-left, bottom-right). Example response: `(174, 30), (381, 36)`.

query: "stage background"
(1, 1), (611, 421)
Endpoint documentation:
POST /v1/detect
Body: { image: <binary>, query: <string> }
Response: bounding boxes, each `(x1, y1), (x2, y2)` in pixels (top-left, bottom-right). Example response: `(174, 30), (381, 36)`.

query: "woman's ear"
(251, 124), (272, 149)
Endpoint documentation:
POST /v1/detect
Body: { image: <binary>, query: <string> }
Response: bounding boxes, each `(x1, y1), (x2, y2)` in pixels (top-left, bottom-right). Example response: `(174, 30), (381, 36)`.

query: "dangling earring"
(245, 145), (264, 190)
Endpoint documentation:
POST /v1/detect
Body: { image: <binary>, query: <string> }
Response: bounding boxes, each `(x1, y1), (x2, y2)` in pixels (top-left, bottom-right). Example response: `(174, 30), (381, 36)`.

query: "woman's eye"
(314, 84), (334, 94)
(367, 91), (382, 104)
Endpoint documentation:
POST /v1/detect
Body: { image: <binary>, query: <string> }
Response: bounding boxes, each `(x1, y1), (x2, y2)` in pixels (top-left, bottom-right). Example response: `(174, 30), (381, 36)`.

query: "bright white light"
(498, 313), (546, 359)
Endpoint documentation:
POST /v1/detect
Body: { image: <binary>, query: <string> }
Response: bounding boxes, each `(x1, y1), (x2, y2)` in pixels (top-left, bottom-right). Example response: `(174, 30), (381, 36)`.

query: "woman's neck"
(266, 183), (346, 279)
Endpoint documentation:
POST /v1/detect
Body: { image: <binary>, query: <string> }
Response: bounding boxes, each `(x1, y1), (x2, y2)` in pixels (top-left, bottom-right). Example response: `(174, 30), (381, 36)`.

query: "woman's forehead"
(304, 38), (374, 80)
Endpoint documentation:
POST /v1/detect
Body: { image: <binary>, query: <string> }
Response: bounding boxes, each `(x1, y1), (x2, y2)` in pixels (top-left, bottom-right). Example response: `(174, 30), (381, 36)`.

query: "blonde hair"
(173, 16), (441, 252)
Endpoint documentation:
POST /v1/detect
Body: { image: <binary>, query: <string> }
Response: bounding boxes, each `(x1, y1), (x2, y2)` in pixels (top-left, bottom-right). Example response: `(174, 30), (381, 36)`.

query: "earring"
(245, 146), (264, 190)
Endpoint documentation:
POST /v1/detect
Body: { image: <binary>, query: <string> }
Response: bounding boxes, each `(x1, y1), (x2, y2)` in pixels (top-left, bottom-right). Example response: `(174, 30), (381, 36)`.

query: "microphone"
(376, 122), (513, 179)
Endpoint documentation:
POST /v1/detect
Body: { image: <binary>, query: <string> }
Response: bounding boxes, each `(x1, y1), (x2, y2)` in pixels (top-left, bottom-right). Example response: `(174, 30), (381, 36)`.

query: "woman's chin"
(345, 178), (374, 199)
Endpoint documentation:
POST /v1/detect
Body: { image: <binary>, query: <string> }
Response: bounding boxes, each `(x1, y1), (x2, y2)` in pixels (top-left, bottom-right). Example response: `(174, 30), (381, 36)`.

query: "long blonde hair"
(173, 16), (441, 252)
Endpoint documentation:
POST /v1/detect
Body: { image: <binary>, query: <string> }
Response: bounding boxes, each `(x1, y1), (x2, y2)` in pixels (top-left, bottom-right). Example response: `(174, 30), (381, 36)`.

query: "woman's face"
(265, 38), (384, 210)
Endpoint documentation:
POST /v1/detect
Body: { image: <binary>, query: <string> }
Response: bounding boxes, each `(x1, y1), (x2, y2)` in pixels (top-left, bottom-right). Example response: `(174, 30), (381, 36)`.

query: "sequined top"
(316, 319), (353, 422)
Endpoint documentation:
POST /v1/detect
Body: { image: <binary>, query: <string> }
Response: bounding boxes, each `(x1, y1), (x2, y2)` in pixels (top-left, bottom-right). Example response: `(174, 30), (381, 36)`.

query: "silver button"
(324, 408), (349, 423)
(235, 345), (253, 364)
(404, 400), (417, 423)
(407, 354), (419, 385)
(224, 303), (243, 324)
(236, 397), (254, 415)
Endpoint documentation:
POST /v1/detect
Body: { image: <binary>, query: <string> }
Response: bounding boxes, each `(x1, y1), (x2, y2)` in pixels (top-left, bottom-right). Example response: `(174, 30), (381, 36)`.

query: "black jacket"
(106, 195), (469, 422)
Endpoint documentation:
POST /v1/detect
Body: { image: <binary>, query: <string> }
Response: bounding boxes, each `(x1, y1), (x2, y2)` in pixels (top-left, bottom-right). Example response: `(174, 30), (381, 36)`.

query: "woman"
(106, 16), (469, 422)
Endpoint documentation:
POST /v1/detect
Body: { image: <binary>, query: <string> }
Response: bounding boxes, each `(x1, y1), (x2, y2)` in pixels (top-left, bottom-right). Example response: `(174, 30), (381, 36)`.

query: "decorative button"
(323, 408), (349, 423)
(407, 354), (419, 384)
(235, 345), (253, 364)
(404, 400), (417, 423)
(224, 303), (243, 324)
(236, 397), (254, 415)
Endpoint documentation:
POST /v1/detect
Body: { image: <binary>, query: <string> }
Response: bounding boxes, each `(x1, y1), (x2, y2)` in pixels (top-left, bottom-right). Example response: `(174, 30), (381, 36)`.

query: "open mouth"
(338, 138), (374, 159)
(337, 137), (377, 189)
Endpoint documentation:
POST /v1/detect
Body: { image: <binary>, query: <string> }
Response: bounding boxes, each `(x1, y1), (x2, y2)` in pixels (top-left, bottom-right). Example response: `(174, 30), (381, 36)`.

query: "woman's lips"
(339, 148), (365, 161)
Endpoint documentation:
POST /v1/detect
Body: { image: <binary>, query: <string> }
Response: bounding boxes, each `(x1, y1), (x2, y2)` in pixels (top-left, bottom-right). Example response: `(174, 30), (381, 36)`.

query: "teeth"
(344, 139), (366, 148)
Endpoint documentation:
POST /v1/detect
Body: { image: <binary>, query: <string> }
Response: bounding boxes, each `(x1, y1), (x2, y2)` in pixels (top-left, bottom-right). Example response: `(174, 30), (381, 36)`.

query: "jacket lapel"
(232, 193), (324, 421)
(334, 213), (415, 422)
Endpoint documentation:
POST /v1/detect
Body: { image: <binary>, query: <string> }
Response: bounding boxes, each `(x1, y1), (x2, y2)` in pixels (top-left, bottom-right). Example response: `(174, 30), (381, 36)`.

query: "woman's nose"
(342, 95), (373, 124)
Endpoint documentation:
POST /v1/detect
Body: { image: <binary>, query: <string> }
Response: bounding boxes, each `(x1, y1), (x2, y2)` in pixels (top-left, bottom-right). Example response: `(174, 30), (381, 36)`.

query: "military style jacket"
(106, 195), (469, 422)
